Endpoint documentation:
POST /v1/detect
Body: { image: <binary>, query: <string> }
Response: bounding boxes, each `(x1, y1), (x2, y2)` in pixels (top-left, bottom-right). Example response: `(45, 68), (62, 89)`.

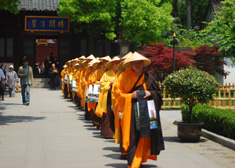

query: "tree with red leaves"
(193, 45), (227, 77)
(142, 43), (196, 82)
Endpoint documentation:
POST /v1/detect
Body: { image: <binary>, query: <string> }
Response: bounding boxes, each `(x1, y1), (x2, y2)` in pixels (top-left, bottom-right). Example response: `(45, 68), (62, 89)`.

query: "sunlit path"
(0, 88), (233, 168)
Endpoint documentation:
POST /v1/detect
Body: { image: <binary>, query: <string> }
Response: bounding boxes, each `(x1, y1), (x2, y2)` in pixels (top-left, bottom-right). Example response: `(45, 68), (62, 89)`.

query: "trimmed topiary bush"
(162, 68), (219, 122)
(181, 105), (235, 140)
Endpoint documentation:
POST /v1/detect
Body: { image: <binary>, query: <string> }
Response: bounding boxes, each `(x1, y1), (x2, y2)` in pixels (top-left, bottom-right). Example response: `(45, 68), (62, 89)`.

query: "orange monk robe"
(90, 68), (105, 85)
(115, 69), (157, 168)
(77, 67), (86, 98)
(74, 69), (82, 96)
(78, 68), (86, 107)
(95, 69), (116, 118)
(86, 71), (95, 111)
(87, 68), (105, 112)
(112, 70), (123, 144)
(81, 69), (91, 107)
(66, 67), (73, 97)
(61, 69), (65, 95)
(71, 69), (78, 100)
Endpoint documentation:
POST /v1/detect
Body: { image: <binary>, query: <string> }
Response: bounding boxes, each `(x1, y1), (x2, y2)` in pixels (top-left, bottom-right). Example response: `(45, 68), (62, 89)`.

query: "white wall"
(224, 58), (235, 85)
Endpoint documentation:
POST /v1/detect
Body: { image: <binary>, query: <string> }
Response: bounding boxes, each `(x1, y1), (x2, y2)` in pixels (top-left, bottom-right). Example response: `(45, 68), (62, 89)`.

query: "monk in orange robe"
(61, 64), (68, 95)
(115, 52), (164, 168)
(84, 58), (100, 120)
(112, 52), (133, 159)
(80, 55), (95, 108)
(76, 56), (86, 107)
(66, 60), (73, 98)
(95, 56), (120, 138)
(92, 56), (111, 128)
(71, 62), (80, 103)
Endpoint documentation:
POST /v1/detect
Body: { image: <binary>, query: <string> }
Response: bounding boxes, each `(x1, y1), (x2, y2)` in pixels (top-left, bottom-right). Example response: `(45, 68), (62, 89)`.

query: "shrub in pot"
(162, 68), (218, 141)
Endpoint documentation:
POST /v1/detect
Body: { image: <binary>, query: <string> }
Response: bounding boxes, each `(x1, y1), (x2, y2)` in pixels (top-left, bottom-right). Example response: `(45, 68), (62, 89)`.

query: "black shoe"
(25, 102), (30, 106)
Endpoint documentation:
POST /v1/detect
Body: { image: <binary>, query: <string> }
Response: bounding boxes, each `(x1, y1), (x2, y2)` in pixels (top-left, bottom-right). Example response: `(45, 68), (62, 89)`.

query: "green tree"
(0, 0), (20, 14)
(120, 0), (173, 45)
(203, 0), (235, 58)
(176, 29), (212, 49)
(173, 0), (209, 29)
(58, 0), (117, 54)
(58, 0), (173, 52)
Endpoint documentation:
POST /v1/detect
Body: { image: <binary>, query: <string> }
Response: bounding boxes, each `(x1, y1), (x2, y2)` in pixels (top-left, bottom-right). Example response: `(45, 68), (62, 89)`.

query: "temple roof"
(18, 0), (58, 11)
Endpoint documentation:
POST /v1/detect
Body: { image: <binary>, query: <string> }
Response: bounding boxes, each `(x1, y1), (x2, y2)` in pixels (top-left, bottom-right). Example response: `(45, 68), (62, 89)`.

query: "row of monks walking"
(60, 52), (165, 168)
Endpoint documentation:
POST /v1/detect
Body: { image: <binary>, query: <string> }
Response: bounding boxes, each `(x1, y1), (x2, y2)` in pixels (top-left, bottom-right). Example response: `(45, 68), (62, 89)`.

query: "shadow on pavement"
(83, 124), (94, 127)
(141, 164), (158, 168)
(105, 163), (127, 168)
(86, 127), (100, 131)
(104, 139), (115, 143)
(163, 136), (207, 143)
(67, 105), (80, 110)
(92, 135), (105, 139)
(0, 102), (22, 106)
(163, 136), (179, 142)
(0, 106), (6, 110)
(0, 113), (46, 125)
(103, 153), (120, 160)
(103, 146), (120, 152)
(92, 131), (100, 135)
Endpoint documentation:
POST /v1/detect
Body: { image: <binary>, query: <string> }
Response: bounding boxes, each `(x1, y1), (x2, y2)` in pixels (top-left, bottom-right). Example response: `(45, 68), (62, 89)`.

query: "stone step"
(32, 78), (50, 88)
(17, 78), (50, 88)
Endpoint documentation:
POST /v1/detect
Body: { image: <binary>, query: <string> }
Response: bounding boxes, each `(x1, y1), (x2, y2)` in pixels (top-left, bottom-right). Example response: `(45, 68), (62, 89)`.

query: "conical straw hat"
(88, 58), (101, 69)
(81, 60), (88, 65)
(74, 63), (80, 67)
(117, 61), (125, 72)
(86, 54), (95, 60)
(99, 55), (111, 62)
(66, 60), (72, 65)
(78, 55), (86, 60)
(63, 65), (68, 68)
(123, 52), (151, 68)
(105, 56), (120, 69)
(120, 52), (133, 61)
(74, 58), (79, 61)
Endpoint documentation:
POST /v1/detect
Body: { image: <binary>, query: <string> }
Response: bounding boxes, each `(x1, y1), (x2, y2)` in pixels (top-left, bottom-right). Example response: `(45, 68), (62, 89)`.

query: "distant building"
(0, 0), (119, 77)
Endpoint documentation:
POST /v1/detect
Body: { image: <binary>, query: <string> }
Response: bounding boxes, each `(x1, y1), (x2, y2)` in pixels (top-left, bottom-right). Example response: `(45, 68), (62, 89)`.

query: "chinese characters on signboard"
(25, 16), (70, 32)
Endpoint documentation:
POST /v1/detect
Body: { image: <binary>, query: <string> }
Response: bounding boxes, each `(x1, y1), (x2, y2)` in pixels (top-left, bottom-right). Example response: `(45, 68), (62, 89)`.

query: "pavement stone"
(0, 88), (234, 168)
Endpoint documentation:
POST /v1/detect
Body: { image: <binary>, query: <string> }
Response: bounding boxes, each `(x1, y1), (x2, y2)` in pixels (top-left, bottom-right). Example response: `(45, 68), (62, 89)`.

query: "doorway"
(35, 38), (58, 77)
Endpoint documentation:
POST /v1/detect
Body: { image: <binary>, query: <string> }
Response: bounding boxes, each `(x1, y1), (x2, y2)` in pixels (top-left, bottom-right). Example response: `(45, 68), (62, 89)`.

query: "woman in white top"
(6, 65), (19, 97)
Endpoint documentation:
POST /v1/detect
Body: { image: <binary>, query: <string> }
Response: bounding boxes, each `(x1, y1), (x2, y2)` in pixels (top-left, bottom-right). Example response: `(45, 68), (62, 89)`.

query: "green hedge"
(181, 105), (235, 140)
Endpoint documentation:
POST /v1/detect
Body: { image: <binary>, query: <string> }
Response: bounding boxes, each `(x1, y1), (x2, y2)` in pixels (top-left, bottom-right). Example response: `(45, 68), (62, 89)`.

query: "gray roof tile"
(18, 0), (58, 11)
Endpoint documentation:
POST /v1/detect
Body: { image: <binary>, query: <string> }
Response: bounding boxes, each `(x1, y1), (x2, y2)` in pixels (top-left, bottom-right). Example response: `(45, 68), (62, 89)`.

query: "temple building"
(0, 0), (119, 76)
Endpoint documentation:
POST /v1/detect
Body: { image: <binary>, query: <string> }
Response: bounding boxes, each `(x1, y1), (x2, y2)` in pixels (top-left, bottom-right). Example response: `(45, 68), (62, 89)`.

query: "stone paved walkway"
(0, 88), (234, 168)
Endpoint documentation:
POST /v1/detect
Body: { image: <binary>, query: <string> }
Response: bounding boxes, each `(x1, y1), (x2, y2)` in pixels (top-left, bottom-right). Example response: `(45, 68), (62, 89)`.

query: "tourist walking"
(6, 65), (19, 97)
(0, 64), (6, 101)
(18, 59), (33, 106)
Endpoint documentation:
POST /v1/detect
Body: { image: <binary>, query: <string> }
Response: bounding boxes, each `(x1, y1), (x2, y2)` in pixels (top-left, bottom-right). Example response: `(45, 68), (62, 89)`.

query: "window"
(0, 37), (14, 58)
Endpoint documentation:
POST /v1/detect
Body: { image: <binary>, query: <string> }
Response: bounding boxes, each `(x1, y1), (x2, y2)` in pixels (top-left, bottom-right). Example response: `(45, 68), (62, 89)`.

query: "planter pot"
(177, 122), (204, 142)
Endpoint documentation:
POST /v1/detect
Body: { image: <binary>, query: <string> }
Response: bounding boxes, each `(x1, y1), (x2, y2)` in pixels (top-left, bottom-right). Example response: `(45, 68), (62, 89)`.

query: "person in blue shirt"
(0, 64), (6, 101)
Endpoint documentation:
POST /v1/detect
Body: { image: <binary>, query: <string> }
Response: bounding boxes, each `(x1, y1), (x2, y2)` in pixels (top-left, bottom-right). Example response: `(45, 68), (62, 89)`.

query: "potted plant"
(162, 68), (218, 142)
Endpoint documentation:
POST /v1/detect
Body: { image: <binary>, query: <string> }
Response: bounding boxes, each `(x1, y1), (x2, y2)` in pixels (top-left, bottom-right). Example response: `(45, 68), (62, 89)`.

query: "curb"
(173, 120), (235, 151)
(201, 129), (235, 151)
